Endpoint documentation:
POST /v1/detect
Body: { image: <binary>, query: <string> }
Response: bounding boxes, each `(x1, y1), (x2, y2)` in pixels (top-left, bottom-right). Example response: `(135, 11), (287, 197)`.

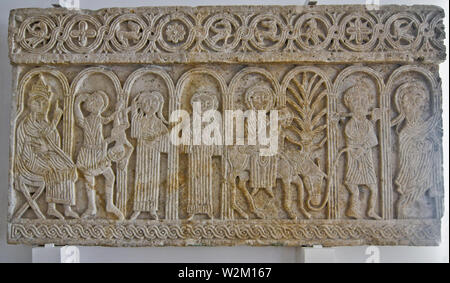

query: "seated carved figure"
(15, 75), (78, 220)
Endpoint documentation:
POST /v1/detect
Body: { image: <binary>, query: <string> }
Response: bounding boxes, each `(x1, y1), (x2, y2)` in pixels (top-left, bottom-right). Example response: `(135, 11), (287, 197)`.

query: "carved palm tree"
(284, 71), (329, 212)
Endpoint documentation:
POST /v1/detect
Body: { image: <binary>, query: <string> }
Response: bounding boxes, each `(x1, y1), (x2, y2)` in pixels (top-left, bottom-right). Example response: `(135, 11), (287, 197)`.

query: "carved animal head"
(127, 21), (141, 32)
(259, 19), (276, 29)
(306, 18), (318, 29)
(29, 21), (48, 37)
(285, 149), (326, 178)
(214, 19), (232, 30)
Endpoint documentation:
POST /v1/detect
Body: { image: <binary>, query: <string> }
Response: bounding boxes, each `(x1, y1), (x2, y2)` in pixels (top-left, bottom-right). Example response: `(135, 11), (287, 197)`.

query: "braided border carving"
(9, 220), (441, 246)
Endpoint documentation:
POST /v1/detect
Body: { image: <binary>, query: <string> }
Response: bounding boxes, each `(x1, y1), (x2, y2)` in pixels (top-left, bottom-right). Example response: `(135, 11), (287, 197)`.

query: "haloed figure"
(75, 91), (124, 220)
(342, 84), (381, 220)
(130, 91), (169, 220)
(393, 83), (439, 219)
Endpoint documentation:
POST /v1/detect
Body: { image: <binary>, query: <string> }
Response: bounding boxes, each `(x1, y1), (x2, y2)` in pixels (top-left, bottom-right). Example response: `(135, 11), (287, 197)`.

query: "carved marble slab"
(7, 5), (446, 247)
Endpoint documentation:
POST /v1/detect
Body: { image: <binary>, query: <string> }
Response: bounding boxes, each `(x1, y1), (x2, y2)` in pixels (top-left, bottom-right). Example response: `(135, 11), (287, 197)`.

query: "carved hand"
(370, 108), (382, 122)
(75, 93), (88, 104)
(52, 101), (63, 125)
(31, 140), (49, 153)
(40, 125), (53, 138)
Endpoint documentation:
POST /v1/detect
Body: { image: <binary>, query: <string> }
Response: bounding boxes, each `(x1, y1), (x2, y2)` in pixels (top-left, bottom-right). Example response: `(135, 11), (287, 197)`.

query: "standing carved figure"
(74, 91), (124, 220)
(392, 83), (440, 219)
(15, 75), (78, 219)
(184, 90), (222, 220)
(246, 85), (278, 200)
(129, 91), (169, 220)
(341, 83), (381, 220)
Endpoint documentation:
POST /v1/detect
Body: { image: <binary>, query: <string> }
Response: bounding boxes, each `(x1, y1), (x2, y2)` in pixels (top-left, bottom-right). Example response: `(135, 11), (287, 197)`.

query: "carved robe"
(344, 117), (378, 185)
(16, 115), (77, 205)
(76, 115), (110, 176)
(132, 114), (169, 213)
(247, 113), (277, 189)
(395, 117), (438, 201)
(186, 145), (222, 216)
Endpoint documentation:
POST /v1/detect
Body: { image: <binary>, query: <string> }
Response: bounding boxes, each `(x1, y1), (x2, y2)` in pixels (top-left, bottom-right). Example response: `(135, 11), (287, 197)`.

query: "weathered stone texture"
(7, 5), (446, 246)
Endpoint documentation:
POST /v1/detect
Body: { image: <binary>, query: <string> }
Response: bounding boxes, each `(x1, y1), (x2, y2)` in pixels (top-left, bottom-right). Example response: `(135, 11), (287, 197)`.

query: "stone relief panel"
(8, 5), (446, 247)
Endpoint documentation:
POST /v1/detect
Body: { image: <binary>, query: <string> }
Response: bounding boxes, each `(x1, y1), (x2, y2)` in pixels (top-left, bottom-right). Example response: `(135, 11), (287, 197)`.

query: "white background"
(0, 0), (448, 263)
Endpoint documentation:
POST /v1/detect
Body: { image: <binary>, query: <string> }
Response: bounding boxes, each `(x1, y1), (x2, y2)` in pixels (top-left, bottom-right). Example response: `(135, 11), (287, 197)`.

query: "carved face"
(247, 88), (274, 111)
(140, 95), (160, 115)
(84, 93), (106, 114)
(28, 95), (50, 115)
(402, 88), (428, 123)
(191, 92), (218, 113)
(344, 87), (370, 115)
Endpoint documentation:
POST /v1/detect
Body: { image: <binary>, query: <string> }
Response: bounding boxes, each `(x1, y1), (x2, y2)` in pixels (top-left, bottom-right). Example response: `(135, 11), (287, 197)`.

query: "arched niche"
(174, 67), (227, 220)
(122, 67), (175, 219)
(16, 68), (71, 155)
(332, 66), (387, 219)
(12, 68), (71, 219)
(280, 66), (333, 218)
(386, 66), (442, 219)
(69, 67), (123, 159)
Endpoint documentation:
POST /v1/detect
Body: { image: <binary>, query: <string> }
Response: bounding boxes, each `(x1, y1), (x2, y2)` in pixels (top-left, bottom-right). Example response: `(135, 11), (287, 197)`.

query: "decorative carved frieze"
(9, 5), (446, 64)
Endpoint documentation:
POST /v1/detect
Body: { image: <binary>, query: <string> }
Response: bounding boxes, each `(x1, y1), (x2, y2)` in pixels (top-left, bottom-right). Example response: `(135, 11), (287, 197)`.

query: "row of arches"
(13, 64), (441, 220)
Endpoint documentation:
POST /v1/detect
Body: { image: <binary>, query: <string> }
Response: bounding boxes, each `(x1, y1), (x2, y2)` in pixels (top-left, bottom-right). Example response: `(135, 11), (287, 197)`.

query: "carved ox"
(227, 147), (329, 220)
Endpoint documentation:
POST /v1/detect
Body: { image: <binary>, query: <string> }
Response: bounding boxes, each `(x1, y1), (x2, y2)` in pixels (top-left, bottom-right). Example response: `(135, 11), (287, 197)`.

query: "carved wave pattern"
(9, 6), (446, 63)
(9, 220), (440, 246)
